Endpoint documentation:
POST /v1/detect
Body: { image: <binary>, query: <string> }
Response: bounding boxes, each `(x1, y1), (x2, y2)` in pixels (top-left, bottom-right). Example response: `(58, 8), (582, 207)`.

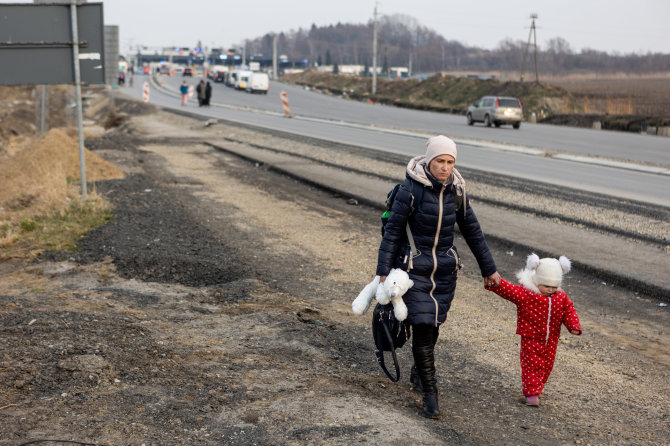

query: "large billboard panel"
(0, 3), (105, 85)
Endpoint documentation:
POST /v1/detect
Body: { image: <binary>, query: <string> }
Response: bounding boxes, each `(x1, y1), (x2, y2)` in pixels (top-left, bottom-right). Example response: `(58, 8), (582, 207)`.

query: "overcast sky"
(10, 0), (670, 55)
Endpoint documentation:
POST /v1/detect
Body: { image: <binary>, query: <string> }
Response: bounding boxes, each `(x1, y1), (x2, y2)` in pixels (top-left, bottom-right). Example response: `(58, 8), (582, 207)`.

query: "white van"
(246, 72), (269, 94)
(225, 71), (238, 87)
(235, 70), (252, 90)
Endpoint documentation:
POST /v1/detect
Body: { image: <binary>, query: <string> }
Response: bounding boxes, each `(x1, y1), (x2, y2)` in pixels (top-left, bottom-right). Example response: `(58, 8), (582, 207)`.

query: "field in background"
(544, 74), (670, 116)
(425, 71), (670, 116)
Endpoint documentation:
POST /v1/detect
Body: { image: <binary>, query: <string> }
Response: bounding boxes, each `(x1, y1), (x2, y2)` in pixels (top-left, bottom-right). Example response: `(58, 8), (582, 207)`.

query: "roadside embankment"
(281, 71), (670, 134)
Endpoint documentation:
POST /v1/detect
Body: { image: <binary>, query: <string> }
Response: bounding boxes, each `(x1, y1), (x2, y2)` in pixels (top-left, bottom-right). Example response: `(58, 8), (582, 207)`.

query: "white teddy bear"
(351, 268), (414, 321)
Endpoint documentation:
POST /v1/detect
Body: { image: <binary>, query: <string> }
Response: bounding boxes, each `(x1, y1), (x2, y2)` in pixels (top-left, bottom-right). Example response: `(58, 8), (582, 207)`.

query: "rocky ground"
(0, 96), (668, 445)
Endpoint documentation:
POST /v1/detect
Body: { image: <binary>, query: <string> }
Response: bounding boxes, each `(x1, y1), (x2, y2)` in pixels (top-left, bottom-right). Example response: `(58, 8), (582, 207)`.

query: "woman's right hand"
(484, 272), (501, 287)
(379, 275), (387, 283)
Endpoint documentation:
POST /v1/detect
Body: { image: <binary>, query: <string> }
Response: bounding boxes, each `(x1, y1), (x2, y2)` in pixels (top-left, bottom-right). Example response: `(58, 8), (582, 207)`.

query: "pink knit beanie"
(425, 135), (457, 166)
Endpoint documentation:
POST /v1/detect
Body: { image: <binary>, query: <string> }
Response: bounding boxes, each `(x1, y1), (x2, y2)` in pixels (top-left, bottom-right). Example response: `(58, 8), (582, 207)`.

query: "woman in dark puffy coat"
(377, 135), (501, 418)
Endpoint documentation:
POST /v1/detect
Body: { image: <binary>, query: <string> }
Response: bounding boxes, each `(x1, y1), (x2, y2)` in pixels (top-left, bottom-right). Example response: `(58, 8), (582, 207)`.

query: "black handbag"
(372, 303), (411, 382)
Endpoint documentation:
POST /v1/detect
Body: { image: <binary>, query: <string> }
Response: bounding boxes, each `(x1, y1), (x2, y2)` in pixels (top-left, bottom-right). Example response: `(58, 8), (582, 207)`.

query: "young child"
(485, 253), (581, 406)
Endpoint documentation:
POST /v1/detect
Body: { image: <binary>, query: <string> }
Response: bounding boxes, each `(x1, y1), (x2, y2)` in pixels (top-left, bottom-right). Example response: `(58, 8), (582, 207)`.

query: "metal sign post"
(40, 85), (48, 135)
(70, 2), (87, 199)
(0, 2), (105, 200)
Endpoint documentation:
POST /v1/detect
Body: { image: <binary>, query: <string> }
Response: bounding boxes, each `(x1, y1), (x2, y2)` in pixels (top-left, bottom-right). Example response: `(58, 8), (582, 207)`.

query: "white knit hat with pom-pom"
(526, 253), (571, 287)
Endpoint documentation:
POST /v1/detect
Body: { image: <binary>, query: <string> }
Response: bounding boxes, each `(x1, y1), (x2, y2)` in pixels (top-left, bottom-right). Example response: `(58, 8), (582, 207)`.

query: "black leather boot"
(410, 364), (422, 393)
(414, 344), (440, 419)
(422, 390), (439, 419)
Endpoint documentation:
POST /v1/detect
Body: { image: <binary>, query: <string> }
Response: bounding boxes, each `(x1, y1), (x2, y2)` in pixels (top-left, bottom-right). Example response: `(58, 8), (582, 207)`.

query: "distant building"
(316, 65), (376, 75)
(389, 67), (409, 79)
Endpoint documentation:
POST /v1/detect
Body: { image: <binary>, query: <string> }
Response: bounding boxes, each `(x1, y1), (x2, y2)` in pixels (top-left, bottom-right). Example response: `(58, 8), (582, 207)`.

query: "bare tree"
(239, 15), (670, 75)
(546, 37), (573, 74)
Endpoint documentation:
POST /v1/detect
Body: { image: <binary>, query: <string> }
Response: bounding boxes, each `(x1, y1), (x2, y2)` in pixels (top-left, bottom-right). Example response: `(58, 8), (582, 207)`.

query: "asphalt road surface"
(119, 75), (670, 207)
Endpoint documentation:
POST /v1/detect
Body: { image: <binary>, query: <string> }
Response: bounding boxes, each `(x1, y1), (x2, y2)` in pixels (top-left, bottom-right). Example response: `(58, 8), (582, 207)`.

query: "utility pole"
(533, 14), (539, 84)
(520, 13), (539, 83)
(372, 2), (378, 95)
(408, 52), (412, 78)
(272, 34), (278, 79)
(441, 44), (445, 71)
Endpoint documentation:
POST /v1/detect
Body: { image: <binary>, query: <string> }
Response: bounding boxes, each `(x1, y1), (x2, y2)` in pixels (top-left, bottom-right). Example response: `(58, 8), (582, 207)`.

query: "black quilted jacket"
(376, 157), (497, 326)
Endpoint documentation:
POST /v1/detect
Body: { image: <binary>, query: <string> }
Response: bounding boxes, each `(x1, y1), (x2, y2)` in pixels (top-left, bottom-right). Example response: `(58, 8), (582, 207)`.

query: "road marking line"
(553, 154), (670, 175)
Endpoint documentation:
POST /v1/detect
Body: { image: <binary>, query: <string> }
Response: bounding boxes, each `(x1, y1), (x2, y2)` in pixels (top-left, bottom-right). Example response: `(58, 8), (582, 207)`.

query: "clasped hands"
(484, 272), (501, 288)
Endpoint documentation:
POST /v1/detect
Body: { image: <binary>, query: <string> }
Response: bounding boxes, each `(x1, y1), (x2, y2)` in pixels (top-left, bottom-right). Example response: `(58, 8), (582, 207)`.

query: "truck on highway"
(208, 65), (228, 81)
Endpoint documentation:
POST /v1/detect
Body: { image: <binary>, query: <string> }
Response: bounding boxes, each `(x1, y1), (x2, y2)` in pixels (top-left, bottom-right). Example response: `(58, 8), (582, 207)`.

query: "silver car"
(466, 96), (523, 129)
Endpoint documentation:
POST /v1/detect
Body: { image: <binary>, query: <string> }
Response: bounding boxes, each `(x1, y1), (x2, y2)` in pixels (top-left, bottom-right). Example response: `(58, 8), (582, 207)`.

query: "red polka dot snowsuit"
(486, 279), (581, 396)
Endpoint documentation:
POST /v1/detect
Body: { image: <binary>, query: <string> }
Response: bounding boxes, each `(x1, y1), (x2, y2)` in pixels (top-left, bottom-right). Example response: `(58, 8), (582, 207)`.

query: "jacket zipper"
(545, 296), (552, 344)
(448, 247), (460, 273)
(429, 183), (446, 326)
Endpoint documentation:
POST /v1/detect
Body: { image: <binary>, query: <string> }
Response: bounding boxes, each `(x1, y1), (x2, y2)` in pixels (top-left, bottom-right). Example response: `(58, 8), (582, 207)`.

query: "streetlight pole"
(273, 34), (278, 78)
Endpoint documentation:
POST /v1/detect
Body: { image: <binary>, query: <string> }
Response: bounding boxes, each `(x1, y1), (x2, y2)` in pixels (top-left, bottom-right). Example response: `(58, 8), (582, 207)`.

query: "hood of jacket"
(407, 155), (467, 216)
(516, 268), (540, 294)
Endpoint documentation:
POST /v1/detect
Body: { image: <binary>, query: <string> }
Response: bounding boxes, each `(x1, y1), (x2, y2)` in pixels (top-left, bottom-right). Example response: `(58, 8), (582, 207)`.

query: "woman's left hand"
(484, 272), (501, 288)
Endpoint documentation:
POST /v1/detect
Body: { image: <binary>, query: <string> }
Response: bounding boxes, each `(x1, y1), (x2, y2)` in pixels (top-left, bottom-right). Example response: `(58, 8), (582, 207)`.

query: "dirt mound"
(85, 89), (157, 127)
(0, 128), (125, 218)
(282, 71), (577, 117)
(0, 85), (74, 153)
(115, 98), (158, 116)
(103, 110), (129, 129)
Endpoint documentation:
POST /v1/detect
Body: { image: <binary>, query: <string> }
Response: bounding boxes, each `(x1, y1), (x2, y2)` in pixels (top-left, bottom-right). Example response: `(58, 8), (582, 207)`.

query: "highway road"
(119, 75), (670, 207)
(153, 75), (669, 165)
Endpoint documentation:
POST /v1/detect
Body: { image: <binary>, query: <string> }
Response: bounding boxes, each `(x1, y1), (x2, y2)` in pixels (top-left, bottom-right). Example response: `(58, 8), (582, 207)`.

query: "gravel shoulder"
(0, 97), (668, 445)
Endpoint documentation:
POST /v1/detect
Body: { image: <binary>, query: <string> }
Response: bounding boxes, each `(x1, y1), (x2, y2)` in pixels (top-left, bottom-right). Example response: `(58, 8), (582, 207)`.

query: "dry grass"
(0, 128), (124, 218)
(541, 71), (670, 81)
(476, 71), (670, 116)
(0, 194), (112, 260)
(544, 74), (670, 116)
(0, 125), (124, 259)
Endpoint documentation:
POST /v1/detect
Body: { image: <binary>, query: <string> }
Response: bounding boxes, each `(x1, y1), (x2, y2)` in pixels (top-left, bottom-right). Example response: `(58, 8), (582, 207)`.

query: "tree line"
(242, 15), (670, 75)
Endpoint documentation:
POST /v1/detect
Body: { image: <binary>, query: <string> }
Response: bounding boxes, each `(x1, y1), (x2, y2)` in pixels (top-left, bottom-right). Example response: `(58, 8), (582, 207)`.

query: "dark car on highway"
(182, 67), (193, 77)
(214, 70), (226, 82)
